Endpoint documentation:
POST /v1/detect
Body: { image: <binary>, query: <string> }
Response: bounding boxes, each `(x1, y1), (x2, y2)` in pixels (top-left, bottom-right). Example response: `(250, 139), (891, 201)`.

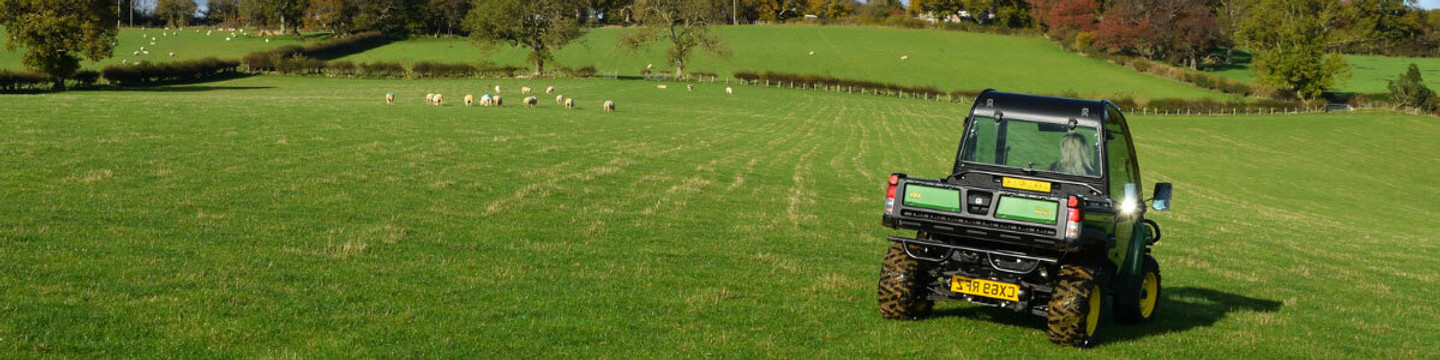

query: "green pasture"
(0, 27), (304, 70)
(341, 26), (1227, 101)
(1209, 51), (1440, 94)
(2, 75), (1436, 358)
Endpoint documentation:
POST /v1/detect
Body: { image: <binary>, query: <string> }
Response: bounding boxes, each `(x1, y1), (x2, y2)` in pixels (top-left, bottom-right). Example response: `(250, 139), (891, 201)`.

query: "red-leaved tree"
(1027, 0), (1099, 40)
(1093, 0), (1218, 69)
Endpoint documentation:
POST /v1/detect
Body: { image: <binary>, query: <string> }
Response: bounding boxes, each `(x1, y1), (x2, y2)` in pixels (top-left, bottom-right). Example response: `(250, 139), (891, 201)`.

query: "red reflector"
(886, 185), (897, 199)
(1068, 208), (1081, 222)
(1067, 196), (1078, 207)
(888, 174), (899, 185)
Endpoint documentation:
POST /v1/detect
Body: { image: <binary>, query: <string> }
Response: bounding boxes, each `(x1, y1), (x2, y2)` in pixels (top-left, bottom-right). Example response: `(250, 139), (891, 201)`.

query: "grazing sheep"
(657, 84), (668, 90)
(521, 86), (532, 94)
(523, 96), (538, 107)
(564, 98), (575, 109)
(140, 46), (146, 51)
(206, 31), (211, 36)
(169, 52), (175, 57)
(426, 93), (435, 105)
(646, 64), (654, 70)
(493, 85), (501, 93)
(603, 100), (615, 112)
(386, 92), (395, 104)
(556, 95), (564, 104)
(900, 55), (909, 60)
(265, 39), (270, 43)
(142, 50), (150, 55)
(545, 86), (555, 94)
(225, 37), (231, 42)
(122, 59), (129, 64)
(432, 93), (443, 106)
(464, 94), (475, 106)
(133, 51), (139, 55)
(479, 94), (493, 106)
(808, 50), (814, 55)
(687, 84), (693, 91)
(494, 95), (503, 107)
(725, 87), (733, 95)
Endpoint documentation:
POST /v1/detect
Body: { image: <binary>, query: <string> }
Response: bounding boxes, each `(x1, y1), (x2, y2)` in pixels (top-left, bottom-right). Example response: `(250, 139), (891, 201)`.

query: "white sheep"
(646, 64), (654, 70)
(133, 51), (139, 55)
(900, 55), (909, 60)
(687, 84), (693, 91)
(603, 100), (615, 112)
(565, 98), (575, 110)
(464, 94), (475, 106)
(426, 93), (436, 105)
(521, 86), (532, 94)
(122, 59), (129, 64)
(265, 39), (270, 43)
(386, 92), (395, 105)
(432, 93), (444, 106)
(169, 52), (175, 57)
(225, 37), (231, 42)
(555, 95), (564, 105)
(657, 84), (668, 90)
(493, 85), (501, 93)
(494, 95), (503, 107)
(142, 50), (149, 55)
(481, 94), (494, 107)
(808, 50), (815, 55)
(545, 86), (555, 94)
(523, 96), (538, 107)
(726, 87), (733, 95)
(140, 46), (146, 51)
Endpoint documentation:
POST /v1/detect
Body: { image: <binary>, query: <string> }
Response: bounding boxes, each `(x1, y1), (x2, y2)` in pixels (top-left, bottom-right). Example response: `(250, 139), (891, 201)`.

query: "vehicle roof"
(968, 89), (1111, 129)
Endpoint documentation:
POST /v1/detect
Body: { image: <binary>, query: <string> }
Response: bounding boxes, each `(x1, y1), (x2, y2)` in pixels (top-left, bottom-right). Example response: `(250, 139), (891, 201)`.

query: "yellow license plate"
(1002, 177), (1051, 193)
(951, 276), (1020, 302)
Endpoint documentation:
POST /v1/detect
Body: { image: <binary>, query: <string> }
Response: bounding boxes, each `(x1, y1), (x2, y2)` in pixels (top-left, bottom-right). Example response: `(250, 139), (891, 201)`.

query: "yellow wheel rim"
(1085, 284), (1102, 336)
(1139, 272), (1158, 318)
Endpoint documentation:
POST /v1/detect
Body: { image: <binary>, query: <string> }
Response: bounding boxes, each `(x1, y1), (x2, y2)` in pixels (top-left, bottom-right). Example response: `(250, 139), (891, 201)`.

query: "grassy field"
(1209, 52), (1440, 94)
(340, 26), (1227, 100)
(2, 75), (1437, 358)
(0, 27), (304, 70)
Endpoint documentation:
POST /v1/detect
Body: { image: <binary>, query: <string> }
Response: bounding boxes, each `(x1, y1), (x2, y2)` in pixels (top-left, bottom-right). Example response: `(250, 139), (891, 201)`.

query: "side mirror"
(1151, 183), (1173, 211)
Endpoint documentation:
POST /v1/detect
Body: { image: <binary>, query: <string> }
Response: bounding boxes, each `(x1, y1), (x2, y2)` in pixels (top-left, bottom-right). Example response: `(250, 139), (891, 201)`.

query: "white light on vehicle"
(1120, 199), (1138, 215)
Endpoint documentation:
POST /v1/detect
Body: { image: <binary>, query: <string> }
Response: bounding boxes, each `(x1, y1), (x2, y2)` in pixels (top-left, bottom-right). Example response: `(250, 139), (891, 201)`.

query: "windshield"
(960, 116), (1102, 177)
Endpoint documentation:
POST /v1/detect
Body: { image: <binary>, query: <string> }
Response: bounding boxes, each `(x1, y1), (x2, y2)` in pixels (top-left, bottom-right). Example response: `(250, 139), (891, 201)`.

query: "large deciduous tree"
(1027, 0), (1098, 41)
(155, 0), (198, 27)
(1237, 0), (1350, 100)
(464, 0), (584, 75)
(305, 0), (353, 34)
(1092, 0), (1218, 69)
(0, 0), (118, 90)
(620, 0), (732, 78)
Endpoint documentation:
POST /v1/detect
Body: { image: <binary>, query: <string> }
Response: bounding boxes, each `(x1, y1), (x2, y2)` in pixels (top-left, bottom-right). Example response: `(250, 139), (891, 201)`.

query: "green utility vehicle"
(878, 90), (1174, 347)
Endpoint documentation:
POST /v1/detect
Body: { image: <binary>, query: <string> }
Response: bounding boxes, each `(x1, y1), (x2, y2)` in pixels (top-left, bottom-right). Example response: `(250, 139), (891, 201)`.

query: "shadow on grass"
(926, 286), (1283, 345)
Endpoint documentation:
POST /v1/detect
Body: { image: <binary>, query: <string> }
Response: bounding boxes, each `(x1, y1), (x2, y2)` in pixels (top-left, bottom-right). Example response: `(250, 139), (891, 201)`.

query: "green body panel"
(902, 185), (962, 212)
(994, 196), (1059, 224)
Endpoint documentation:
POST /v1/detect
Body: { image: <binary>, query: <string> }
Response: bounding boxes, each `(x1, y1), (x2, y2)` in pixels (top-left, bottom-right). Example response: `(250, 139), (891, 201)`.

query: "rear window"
(961, 116), (1102, 177)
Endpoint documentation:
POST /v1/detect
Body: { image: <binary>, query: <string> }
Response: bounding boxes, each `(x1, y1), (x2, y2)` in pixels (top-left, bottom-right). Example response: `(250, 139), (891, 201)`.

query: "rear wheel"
(1117, 255), (1162, 323)
(878, 242), (933, 319)
(1047, 265), (1105, 347)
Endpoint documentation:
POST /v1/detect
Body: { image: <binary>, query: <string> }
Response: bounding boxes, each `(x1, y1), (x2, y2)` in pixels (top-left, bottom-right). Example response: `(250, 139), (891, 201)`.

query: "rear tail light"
(1064, 195), (1082, 240)
(885, 174), (899, 214)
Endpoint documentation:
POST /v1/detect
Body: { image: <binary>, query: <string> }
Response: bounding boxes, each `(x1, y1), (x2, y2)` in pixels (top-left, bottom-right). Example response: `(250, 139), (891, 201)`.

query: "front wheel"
(878, 242), (933, 319)
(1116, 255), (1162, 323)
(1047, 265), (1106, 347)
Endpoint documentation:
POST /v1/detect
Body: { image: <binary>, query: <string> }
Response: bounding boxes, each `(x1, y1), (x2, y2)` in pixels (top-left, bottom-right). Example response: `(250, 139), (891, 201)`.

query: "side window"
(1106, 122), (1135, 198)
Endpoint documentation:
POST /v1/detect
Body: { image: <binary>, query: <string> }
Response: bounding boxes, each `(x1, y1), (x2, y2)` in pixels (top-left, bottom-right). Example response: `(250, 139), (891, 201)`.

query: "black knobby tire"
(1116, 255), (1162, 323)
(878, 241), (934, 319)
(1046, 265), (1105, 347)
